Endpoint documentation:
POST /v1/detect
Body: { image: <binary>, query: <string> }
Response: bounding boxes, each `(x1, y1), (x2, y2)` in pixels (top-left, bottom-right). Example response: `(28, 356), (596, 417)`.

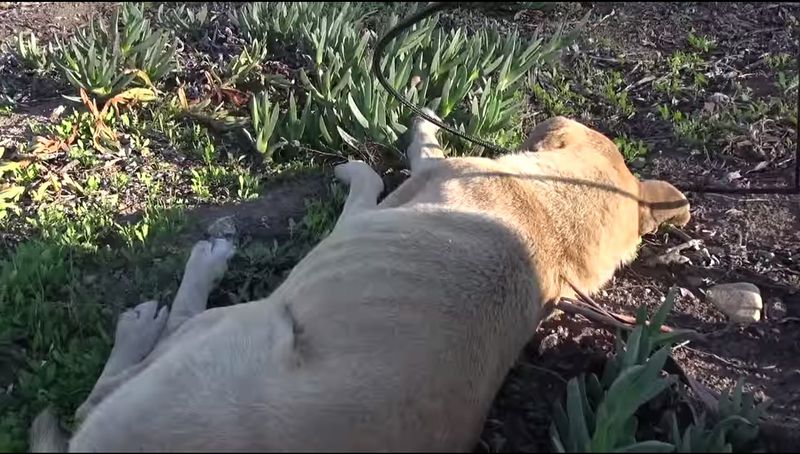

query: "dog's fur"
(30, 115), (689, 452)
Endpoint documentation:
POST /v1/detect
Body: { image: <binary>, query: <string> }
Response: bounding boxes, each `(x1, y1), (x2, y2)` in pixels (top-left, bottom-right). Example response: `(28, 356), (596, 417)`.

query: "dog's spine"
(29, 407), (69, 452)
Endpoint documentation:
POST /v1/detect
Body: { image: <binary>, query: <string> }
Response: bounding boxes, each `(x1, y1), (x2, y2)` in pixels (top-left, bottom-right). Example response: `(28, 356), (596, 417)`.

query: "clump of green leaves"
(686, 32), (716, 54)
(247, 91), (281, 160)
(669, 378), (769, 452)
(613, 134), (648, 162)
(156, 3), (212, 40)
(550, 290), (685, 452)
(54, 3), (177, 97)
(7, 32), (52, 72)
(550, 289), (768, 452)
(238, 2), (582, 160)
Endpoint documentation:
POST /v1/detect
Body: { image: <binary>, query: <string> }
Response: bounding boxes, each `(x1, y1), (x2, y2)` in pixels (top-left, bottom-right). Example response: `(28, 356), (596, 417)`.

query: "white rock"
(706, 283), (762, 324)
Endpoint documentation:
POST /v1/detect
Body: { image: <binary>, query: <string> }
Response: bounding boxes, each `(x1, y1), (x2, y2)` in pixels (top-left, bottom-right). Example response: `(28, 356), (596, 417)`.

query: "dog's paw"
(187, 238), (235, 284)
(115, 300), (169, 363)
(334, 160), (384, 194)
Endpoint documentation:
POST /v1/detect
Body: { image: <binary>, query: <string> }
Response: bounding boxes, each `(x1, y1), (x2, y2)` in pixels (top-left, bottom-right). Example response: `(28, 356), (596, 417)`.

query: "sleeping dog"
(31, 113), (689, 452)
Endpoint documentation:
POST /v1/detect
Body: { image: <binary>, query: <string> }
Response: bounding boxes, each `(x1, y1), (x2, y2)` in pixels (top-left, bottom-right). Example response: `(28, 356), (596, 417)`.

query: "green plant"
(156, 3), (212, 40)
(550, 291), (685, 452)
(247, 91), (281, 159)
(8, 32), (51, 71)
(550, 289), (770, 453)
(53, 3), (176, 97)
(613, 134), (648, 162)
(601, 70), (635, 119)
(235, 2), (578, 160)
(669, 378), (768, 452)
(686, 32), (716, 53)
(225, 39), (269, 86)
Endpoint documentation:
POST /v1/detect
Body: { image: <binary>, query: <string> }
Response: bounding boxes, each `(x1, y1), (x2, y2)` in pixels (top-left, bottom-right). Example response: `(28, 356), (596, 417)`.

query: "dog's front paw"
(187, 238), (235, 284)
(334, 160), (384, 193)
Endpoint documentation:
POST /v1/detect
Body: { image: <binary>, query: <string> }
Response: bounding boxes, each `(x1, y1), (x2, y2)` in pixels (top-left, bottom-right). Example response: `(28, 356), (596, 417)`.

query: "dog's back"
(67, 207), (542, 452)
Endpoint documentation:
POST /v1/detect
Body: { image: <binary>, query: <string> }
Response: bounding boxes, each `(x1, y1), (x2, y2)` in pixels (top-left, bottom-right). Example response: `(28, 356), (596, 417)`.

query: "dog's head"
(637, 179), (691, 235)
(521, 116), (691, 238)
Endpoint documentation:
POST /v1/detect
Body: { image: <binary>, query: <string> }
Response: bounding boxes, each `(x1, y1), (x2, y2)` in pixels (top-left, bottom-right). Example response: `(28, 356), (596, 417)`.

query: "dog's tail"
(29, 407), (69, 452)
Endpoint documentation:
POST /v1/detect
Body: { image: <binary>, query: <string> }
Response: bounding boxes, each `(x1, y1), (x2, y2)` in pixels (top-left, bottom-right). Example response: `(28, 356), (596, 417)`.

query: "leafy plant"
(8, 32), (51, 72)
(53, 3), (176, 97)
(614, 134), (649, 162)
(669, 378), (768, 452)
(246, 91), (281, 159)
(156, 3), (212, 40)
(686, 33), (716, 54)
(225, 39), (269, 86)
(238, 2), (580, 159)
(550, 291), (685, 452)
(550, 289), (770, 453)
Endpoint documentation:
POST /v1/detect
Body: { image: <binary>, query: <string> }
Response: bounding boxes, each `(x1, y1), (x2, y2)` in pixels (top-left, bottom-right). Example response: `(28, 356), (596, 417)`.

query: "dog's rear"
(30, 408), (68, 452)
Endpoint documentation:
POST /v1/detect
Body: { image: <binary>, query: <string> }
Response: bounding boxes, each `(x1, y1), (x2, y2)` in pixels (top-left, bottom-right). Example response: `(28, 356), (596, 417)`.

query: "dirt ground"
(1, 1), (798, 452)
(477, 2), (800, 452)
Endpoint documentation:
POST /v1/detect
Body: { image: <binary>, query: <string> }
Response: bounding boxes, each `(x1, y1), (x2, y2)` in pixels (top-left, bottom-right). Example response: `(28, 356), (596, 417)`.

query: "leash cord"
(371, 3), (799, 195)
(371, 2), (513, 156)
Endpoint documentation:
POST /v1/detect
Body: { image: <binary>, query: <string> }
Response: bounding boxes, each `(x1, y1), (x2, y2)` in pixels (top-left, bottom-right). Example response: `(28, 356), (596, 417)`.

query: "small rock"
(207, 216), (237, 239)
(724, 171), (742, 183)
(706, 282), (762, 324)
(537, 333), (561, 355)
(630, 157), (647, 169)
(755, 250), (775, 262)
(767, 299), (787, 320)
(709, 92), (732, 105)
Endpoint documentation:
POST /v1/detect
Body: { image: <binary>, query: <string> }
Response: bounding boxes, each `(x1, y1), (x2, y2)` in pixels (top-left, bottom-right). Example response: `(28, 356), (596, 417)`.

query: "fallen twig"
(665, 224), (694, 243)
(556, 298), (633, 332)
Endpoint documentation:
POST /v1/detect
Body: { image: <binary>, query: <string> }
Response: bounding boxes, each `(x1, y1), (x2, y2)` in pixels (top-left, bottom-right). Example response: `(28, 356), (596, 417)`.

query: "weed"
(613, 134), (649, 162)
(7, 32), (51, 72)
(686, 32), (716, 54)
(602, 70), (635, 119)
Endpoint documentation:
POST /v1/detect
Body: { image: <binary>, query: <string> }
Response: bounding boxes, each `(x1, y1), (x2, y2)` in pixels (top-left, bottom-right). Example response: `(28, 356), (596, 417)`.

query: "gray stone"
(706, 282), (762, 324)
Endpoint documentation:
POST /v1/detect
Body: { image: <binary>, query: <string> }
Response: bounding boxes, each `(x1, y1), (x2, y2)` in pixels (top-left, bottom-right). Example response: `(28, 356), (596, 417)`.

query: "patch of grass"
(601, 70), (635, 120)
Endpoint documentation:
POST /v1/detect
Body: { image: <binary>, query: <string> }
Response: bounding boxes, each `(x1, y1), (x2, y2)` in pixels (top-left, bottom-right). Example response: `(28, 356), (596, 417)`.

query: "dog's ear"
(638, 180), (691, 235)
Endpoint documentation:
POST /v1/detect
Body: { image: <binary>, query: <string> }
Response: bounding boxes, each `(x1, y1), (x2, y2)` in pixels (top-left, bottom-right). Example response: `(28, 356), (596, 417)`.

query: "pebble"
(537, 331), (563, 355)
(207, 216), (237, 239)
(767, 299), (788, 321)
(706, 282), (762, 324)
(755, 250), (776, 262)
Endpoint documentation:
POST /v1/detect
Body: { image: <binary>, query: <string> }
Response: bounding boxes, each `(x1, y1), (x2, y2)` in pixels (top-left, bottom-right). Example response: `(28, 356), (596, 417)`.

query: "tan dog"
(31, 114), (689, 452)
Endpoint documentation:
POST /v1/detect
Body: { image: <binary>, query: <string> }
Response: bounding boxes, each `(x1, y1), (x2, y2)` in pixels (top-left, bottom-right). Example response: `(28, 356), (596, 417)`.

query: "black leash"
(371, 2), (800, 195)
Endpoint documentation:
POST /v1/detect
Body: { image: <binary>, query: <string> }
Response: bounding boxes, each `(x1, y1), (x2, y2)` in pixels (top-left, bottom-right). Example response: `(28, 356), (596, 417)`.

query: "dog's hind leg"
(73, 300), (168, 422)
(164, 238), (235, 334)
(407, 108), (445, 174)
(333, 160), (384, 228)
(31, 300), (169, 451)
